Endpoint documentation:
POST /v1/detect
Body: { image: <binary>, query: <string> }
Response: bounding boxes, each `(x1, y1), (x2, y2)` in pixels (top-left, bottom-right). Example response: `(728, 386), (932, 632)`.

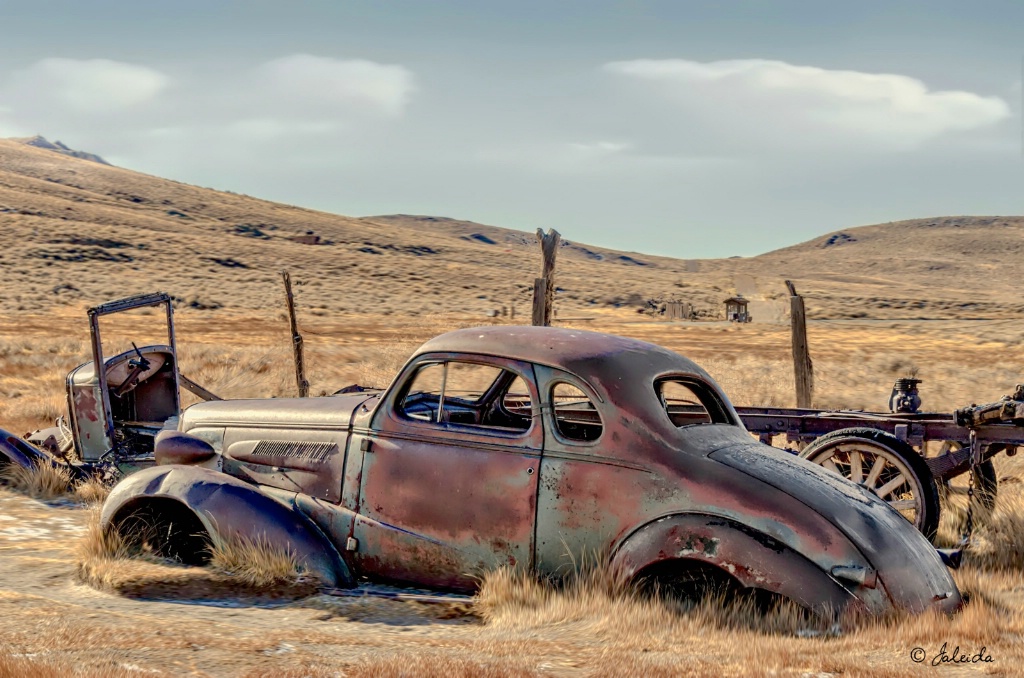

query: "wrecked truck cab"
(101, 325), (960, 617)
(2, 292), (221, 482)
(67, 344), (178, 463)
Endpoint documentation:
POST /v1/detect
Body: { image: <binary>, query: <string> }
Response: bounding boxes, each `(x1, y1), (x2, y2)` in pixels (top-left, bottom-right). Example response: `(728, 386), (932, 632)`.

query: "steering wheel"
(111, 343), (154, 398)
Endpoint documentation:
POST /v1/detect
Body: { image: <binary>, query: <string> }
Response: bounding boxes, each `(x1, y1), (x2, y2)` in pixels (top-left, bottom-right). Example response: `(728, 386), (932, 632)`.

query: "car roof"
(414, 325), (708, 382)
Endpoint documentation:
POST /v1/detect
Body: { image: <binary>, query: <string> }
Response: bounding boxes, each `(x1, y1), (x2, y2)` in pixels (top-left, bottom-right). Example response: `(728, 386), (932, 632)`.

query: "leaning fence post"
(282, 271), (310, 398)
(532, 228), (561, 326)
(786, 280), (814, 408)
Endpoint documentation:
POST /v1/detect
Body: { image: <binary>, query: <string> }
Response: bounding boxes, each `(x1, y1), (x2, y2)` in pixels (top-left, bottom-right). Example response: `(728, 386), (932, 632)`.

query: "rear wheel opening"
(111, 498), (212, 565)
(632, 560), (740, 604)
(632, 559), (800, 617)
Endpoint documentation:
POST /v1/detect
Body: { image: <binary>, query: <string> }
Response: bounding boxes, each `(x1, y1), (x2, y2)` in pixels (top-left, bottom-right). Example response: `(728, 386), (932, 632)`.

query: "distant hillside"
(0, 136), (1020, 320)
(0, 138), (720, 318)
(737, 216), (1024, 318)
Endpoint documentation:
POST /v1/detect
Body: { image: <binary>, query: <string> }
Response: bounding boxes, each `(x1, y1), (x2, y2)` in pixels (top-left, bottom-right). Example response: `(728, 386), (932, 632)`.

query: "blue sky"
(0, 1), (1020, 257)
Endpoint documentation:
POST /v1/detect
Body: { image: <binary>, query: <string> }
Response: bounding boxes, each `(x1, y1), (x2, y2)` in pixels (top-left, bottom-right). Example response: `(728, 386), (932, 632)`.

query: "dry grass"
(0, 653), (151, 678)
(263, 655), (543, 678)
(476, 562), (827, 638)
(208, 532), (309, 588)
(74, 507), (135, 571)
(0, 459), (72, 500)
(469, 561), (1024, 676)
(74, 509), (318, 601)
(964, 492), (1024, 571)
(72, 475), (111, 505)
(0, 458), (111, 505)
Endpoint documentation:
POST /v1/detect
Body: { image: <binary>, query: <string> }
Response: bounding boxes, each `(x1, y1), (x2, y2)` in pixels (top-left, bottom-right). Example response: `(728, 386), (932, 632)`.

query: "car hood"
(709, 442), (960, 614)
(181, 393), (375, 431)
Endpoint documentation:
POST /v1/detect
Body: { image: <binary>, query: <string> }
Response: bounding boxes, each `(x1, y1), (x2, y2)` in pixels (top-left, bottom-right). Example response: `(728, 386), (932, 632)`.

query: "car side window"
(502, 376), (532, 418)
(657, 377), (733, 427)
(551, 381), (603, 442)
(398, 360), (533, 432)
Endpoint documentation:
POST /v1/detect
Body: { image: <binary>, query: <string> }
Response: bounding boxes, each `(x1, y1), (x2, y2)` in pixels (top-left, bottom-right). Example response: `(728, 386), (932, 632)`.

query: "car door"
(350, 355), (542, 591)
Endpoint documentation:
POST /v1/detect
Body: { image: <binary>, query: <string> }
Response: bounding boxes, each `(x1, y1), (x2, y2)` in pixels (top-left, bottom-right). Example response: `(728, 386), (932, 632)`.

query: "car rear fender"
(100, 465), (353, 588)
(611, 513), (886, 616)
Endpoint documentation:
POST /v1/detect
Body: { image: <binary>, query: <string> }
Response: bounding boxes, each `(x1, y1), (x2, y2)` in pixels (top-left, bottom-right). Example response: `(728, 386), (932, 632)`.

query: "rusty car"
(97, 325), (961, 617)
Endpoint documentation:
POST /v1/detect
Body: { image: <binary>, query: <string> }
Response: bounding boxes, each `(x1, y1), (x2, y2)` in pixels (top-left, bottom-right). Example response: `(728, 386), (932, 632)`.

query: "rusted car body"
(101, 326), (960, 616)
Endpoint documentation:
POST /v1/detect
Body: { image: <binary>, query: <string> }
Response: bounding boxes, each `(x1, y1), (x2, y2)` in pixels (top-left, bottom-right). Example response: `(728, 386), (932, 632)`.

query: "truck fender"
(100, 465), (353, 588)
(611, 513), (871, 616)
(0, 428), (55, 469)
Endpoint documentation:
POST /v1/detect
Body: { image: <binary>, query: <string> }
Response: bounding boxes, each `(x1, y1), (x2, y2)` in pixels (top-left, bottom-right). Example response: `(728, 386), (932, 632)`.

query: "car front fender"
(100, 465), (353, 588)
(611, 513), (887, 616)
(0, 428), (55, 469)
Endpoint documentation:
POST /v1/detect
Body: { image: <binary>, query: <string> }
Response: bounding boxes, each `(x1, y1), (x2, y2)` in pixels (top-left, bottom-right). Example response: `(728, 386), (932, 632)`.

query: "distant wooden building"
(724, 296), (751, 323)
(665, 301), (694, 320)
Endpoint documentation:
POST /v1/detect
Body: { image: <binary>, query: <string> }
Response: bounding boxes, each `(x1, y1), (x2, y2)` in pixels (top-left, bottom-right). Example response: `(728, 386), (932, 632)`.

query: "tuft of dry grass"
(0, 459), (111, 505)
(75, 509), (318, 600)
(72, 475), (111, 505)
(208, 532), (309, 588)
(964, 492), (1024, 570)
(475, 560), (827, 638)
(76, 508), (131, 564)
(470, 561), (1024, 677)
(0, 459), (72, 500)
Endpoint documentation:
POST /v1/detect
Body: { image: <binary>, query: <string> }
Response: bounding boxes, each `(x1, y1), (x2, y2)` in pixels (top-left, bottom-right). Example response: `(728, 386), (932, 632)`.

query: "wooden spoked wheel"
(801, 427), (940, 541)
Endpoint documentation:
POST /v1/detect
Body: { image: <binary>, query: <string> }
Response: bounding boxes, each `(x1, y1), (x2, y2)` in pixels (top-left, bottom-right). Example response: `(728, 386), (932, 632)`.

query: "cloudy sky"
(0, 1), (1020, 257)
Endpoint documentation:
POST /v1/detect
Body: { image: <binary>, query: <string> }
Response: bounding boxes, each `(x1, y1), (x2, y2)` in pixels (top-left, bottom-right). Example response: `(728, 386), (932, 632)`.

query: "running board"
(320, 587), (474, 605)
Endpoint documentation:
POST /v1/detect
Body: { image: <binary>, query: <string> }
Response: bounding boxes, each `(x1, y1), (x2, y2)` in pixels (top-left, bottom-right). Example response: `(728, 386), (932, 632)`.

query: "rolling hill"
(0, 136), (1020, 321)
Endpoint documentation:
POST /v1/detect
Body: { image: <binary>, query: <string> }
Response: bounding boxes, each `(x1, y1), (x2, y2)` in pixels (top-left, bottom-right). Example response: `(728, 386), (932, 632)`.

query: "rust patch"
(75, 388), (99, 422)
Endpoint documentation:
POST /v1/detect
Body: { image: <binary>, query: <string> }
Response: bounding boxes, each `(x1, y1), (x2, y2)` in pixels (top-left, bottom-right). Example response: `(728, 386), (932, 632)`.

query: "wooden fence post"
(532, 228), (561, 326)
(282, 271), (310, 398)
(786, 280), (814, 408)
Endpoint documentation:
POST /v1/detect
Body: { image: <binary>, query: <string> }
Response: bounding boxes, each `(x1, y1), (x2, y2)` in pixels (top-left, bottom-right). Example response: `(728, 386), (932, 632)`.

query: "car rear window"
(551, 381), (603, 442)
(657, 377), (733, 427)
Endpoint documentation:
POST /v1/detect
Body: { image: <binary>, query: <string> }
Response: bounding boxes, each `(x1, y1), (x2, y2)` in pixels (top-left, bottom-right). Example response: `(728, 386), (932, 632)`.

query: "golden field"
(1, 305), (1024, 676)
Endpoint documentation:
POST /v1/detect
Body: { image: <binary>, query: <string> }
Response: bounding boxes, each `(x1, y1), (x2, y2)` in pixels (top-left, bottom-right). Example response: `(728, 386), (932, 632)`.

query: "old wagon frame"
(731, 384), (1024, 544)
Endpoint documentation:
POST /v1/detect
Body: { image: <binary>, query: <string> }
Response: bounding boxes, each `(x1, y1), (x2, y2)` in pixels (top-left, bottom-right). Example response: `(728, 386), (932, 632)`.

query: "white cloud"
(567, 140), (633, 154)
(605, 58), (1010, 149)
(256, 54), (416, 117)
(226, 118), (340, 140)
(13, 58), (168, 113)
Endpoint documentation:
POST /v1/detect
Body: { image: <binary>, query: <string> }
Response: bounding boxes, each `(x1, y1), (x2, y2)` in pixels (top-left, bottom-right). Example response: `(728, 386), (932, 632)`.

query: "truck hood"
(710, 443), (960, 614)
(181, 394), (375, 431)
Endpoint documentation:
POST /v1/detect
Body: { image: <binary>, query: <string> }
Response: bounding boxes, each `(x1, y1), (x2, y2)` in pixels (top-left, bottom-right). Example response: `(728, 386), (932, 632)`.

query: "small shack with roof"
(724, 296), (751, 323)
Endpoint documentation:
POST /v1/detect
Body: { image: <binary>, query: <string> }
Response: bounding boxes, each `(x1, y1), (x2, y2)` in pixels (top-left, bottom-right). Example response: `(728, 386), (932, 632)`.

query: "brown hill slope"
(0, 138), (723, 317)
(0, 137), (1020, 320)
(734, 216), (1024, 319)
